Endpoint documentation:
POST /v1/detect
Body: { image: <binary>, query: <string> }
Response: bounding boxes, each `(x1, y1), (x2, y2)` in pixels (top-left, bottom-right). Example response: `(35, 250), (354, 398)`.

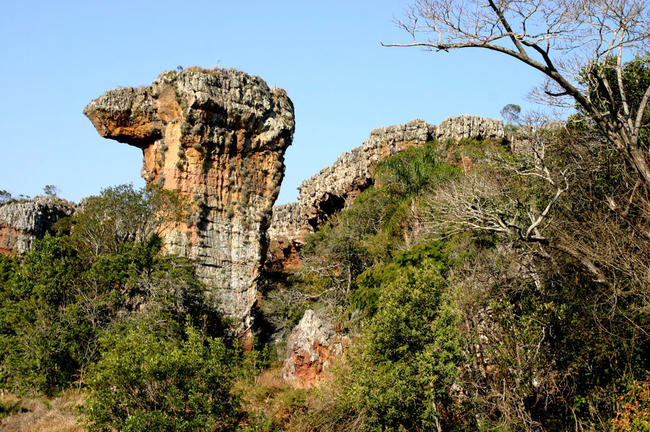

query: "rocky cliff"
(297, 119), (435, 230)
(264, 202), (305, 274)
(266, 115), (504, 272)
(0, 197), (75, 255)
(84, 67), (295, 329)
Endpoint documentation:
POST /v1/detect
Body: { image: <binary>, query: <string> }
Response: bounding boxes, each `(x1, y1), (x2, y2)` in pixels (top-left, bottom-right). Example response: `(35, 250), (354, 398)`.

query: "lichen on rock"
(84, 67), (295, 329)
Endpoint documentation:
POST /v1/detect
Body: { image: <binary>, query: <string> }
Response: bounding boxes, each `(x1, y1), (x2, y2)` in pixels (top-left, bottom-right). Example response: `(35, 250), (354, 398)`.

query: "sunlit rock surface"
(84, 67), (295, 329)
(0, 197), (74, 255)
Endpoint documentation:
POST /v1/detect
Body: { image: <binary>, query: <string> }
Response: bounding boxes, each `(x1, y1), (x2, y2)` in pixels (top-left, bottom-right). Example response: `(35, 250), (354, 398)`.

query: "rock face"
(436, 114), (505, 142)
(0, 197), (75, 255)
(297, 119), (435, 229)
(265, 115), (504, 273)
(265, 202), (305, 274)
(295, 115), (503, 230)
(84, 67), (295, 328)
(282, 309), (345, 387)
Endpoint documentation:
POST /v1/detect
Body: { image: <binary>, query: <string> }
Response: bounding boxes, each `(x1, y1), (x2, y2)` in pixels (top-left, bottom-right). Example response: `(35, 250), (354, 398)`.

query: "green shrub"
(0, 231), (220, 395)
(345, 253), (464, 431)
(85, 323), (240, 432)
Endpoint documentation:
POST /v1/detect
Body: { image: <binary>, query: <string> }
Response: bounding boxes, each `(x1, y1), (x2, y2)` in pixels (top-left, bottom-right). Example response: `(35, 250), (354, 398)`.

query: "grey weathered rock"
(436, 114), (505, 142)
(265, 202), (305, 273)
(266, 115), (504, 274)
(0, 197), (75, 254)
(282, 309), (345, 387)
(84, 67), (295, 330)
(297, 119), (435, 229)
(267, 202), (304, 243)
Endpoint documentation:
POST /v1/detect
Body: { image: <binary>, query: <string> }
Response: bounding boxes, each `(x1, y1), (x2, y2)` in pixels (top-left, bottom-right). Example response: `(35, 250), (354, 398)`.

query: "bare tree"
(425, 116), (568, 239)
(384, 0), (650, 189)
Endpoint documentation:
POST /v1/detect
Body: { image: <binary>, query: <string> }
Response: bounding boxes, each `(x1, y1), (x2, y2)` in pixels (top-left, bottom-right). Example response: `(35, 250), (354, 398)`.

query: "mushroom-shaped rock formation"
(84, 67), (295, 329)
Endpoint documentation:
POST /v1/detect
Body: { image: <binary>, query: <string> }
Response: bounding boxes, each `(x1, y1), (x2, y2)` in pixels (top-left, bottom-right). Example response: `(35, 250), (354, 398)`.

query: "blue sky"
(0, 0), (545, 204)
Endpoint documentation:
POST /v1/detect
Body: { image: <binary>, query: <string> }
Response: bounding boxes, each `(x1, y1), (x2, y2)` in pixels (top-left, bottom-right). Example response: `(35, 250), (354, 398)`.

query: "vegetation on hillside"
(0, 185), (242, 431)
(1, 52), (649, 431)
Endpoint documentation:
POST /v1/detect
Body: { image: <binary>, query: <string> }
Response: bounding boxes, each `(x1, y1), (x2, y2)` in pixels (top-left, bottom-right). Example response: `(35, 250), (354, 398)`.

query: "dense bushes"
(287, 134), (649, 431)
(0, 185), (240, 431)
(2, 107), (649, 431)
(86, 323), (240, 432)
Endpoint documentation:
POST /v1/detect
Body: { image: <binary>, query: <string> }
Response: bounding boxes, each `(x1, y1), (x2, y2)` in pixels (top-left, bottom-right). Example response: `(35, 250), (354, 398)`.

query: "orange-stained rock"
(282, 309), (346, 388)
(84, 67), (295, 329)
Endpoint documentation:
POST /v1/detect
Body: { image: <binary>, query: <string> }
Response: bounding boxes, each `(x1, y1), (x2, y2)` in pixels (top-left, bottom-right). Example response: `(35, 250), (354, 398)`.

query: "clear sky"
(0, 0), (545, 205)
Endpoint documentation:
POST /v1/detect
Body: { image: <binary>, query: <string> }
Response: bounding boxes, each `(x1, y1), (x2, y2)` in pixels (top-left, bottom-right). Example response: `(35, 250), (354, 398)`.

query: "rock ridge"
(266, 115), (504, 271)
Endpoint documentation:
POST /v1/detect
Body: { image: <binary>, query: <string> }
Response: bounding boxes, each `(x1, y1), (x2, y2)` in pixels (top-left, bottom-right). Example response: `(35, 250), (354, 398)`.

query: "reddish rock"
(282, 309), (346, 388)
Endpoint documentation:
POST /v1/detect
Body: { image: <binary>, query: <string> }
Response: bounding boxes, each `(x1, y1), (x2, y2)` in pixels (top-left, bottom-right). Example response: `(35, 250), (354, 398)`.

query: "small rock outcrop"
(265, 202), (305, 274)
(0, 197), (75, 255)
(436, 114), (505, 142)
(282, 309), (345, 387)
(84, 67), (295, 328)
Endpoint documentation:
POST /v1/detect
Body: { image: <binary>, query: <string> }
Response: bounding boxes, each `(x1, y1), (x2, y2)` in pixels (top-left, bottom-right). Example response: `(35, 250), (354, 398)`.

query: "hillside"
(1, 64), (649, 432)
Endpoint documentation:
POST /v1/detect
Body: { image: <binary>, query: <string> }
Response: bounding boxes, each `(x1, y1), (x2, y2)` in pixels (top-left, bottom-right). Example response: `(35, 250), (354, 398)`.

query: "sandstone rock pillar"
(84, 67), (295, 329)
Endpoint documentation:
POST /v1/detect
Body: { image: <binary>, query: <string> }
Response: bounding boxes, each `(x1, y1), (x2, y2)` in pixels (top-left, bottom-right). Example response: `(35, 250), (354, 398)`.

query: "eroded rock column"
(84, 68), (295, 328)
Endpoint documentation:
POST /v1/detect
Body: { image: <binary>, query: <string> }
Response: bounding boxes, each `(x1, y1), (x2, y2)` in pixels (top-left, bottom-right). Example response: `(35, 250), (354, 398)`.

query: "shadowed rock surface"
(0, 197), (75, 255)
(84, 67), (295, 329)
(264, 202), (305, 274)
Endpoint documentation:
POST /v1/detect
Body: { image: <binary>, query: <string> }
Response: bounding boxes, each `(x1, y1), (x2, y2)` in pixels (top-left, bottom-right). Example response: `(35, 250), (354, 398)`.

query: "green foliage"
(500, 103), (521, 126)
(0, 235), (86, 394)
(43, 184), (59, 196)
(0, 189), (12, 203)
(0, 185), (220, 397)
(347, 251), (464, 431)
(296, 143), (460, 314)
(70, 184), (184, 260)
(86, 323), (240, 432)
(581, 55), (650, 143)
(353, 242), (448, 316)
(302, 248), (465, 432)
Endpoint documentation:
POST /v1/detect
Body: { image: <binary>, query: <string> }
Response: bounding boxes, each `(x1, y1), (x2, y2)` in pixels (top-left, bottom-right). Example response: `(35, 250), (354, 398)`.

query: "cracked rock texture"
(282, 309), (345, 387)
(297, 119), (435, 230)
(0, 197), (75, 255)
(436, 114), (504, 142)
(84, 67), (295, 328)
(265, 202), (305, 274)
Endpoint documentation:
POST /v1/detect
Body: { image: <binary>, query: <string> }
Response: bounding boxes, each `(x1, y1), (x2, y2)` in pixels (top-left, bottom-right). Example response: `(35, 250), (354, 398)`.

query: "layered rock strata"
(84, 67), (295, 328)
(0, 197), (75, 255)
